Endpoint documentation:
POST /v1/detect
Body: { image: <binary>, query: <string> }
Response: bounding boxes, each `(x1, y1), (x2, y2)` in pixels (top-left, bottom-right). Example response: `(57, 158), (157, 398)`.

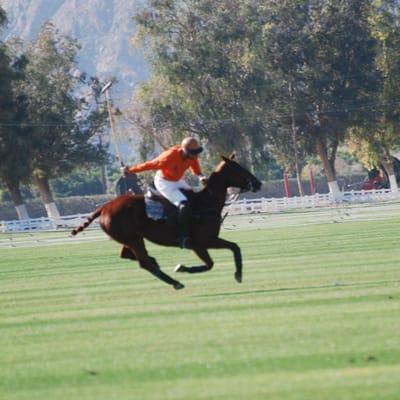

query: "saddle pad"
(144, 196), (168, 220)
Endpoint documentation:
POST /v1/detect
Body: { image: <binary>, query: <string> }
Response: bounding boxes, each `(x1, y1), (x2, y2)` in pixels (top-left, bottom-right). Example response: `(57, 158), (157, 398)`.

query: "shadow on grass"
(194, 279), (400, 298)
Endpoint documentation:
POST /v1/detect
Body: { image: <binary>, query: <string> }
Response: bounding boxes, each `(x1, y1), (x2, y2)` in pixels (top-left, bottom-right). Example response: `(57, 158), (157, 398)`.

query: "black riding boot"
(177, 200), (192, 249)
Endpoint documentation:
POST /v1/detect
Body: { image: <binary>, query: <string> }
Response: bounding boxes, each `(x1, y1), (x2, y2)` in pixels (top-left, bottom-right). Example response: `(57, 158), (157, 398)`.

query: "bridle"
(239, 174), (257, 193)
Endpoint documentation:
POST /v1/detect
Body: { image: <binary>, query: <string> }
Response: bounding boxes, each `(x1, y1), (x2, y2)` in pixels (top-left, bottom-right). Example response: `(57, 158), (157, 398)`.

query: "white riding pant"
(154, 170), (191, 207)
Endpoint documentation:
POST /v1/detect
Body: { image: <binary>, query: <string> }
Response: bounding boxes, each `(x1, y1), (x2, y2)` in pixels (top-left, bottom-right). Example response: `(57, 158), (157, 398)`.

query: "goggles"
(184, 146), (203, 156)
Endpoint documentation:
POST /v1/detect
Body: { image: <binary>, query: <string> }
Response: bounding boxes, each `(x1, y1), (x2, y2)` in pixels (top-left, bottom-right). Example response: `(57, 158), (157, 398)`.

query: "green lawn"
(1, 216), (400, 399)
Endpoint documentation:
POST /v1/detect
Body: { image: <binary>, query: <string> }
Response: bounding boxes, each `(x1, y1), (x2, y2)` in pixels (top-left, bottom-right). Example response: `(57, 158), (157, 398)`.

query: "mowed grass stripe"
(1, 215), (400, 399)
(2, 298), (399, 368)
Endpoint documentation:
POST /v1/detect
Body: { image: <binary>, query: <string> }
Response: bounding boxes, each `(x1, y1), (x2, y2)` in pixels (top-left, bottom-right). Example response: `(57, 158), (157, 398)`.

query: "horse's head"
(216, 153), (262, 193)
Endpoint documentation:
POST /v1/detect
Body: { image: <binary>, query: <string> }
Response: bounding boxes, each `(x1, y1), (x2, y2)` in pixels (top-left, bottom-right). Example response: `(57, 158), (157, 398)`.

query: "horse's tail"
(71, 206), (103, 236)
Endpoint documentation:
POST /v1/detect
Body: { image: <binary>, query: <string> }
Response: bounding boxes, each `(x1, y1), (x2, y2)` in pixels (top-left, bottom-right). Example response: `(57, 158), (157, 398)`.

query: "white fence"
(0, 213), (96, 233)
(228, 188), (400, 215)
(1, 188), (400, 233)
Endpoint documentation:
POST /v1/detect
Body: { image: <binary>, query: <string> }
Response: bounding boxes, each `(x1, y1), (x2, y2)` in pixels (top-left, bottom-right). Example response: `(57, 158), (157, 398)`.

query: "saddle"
(144, 183), (177, 221)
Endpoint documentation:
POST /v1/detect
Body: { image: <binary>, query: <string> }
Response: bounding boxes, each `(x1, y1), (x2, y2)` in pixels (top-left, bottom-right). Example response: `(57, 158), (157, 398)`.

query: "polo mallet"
(101, 81), (129, 194)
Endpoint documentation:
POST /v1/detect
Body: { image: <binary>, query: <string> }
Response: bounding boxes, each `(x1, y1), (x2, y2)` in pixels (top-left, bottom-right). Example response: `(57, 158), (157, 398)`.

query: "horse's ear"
(221, 155), (228, 162)
(229, 152), (236, 160)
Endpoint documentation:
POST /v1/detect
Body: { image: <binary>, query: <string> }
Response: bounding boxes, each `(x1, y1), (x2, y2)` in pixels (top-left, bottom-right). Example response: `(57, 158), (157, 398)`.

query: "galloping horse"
(71, 154), (262, 289)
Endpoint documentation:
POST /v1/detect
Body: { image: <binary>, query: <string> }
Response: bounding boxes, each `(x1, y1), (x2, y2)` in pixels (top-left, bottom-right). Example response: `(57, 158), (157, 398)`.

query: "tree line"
(0, 11), (109, 219)
(130, 0), (400, 195)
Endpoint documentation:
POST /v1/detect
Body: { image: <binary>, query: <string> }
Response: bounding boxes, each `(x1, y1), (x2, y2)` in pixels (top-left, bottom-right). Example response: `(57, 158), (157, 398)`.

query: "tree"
(18, 22), (108, 218)
(261, 0), (380, 195)
(352, 0), (400, 189)
(253, 0), (313, 195)
(132, 0), (276, 173)
(0, 6), (5, 27)
(51, 167), (105, 197)
(0, 7), (32, 219)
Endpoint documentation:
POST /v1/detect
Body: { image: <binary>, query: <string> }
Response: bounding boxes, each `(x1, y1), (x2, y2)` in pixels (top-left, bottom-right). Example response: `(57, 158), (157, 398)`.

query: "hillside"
(1, 0), (148, 103)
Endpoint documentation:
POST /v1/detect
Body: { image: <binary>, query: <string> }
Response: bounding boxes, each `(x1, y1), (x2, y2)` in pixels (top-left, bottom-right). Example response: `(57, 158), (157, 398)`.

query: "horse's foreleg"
(128, 238), (184, 290)
(174, 248), (214, 274)
(208, 238), (242, 283)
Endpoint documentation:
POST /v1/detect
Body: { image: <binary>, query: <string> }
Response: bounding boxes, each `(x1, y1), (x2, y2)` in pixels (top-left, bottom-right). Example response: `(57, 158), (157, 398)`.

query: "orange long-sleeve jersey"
(127, 145), (202, 181)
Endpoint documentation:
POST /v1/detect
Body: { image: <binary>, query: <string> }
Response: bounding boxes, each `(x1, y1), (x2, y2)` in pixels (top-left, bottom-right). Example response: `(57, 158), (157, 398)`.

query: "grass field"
(1, 209), (400, 399)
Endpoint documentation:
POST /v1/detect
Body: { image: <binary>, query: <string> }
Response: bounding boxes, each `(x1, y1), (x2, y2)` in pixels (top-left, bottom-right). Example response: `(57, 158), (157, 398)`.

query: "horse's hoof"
(174, 264), (186, 273)
(173, 282), (185, 290)
(235, 273), (242, 283)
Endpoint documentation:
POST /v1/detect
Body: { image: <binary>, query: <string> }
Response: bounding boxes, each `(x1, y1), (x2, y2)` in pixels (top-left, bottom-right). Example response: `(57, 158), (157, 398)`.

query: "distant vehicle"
(361, 157), (400, 191)
(361, 168), (387, 190)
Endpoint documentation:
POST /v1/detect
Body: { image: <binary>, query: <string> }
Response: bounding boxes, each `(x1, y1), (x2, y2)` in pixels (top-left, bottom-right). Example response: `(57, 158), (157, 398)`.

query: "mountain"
(1, 0), (149, 103)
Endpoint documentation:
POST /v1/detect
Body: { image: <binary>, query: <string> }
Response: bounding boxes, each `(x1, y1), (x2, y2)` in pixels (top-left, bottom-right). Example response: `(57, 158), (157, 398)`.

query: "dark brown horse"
(71, 154), (261, 289)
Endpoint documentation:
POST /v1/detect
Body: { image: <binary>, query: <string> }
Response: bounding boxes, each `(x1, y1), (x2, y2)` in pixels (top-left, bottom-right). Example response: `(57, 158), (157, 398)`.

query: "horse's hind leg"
(120, 246), (137, 260)
(175, 248), (214, 274)
(128, 237), (185, 290)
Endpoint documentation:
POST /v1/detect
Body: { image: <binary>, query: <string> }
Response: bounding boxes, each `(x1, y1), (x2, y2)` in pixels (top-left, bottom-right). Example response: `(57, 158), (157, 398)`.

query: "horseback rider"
(121, 137), (207, 248)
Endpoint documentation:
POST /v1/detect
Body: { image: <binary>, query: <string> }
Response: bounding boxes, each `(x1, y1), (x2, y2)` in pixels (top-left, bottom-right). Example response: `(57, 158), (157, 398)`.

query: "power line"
(0, 123), (76, 127)
(0, 100), (398, 129)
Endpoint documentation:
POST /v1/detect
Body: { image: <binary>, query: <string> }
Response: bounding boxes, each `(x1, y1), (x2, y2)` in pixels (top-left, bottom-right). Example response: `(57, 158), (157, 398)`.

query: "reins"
(221, 191), (240, 224)
(200, 171), (244, 223)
